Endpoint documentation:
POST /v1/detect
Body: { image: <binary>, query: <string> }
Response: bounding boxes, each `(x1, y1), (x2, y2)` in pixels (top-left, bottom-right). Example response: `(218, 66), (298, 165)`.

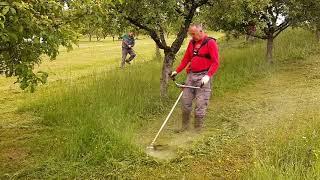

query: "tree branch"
(274, 6), (280, 23)
(124, 16), (169, 50)
(111, 4), (170, 50)
(246, 32), (268, 40)
(267, 6), (277, 25)
(175, 6), (185, 16)
(159, 25), (168, 47)
(276, 20), (290, 31)
(196, 0), (209, 6)
(260, 11), (273, 29)
(273, 21), (290, 38)
(171, 2), (198, 53)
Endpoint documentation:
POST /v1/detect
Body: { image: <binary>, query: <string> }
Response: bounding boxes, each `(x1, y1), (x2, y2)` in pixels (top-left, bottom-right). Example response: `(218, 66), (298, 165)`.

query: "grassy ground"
(0, 29), (320, 179)
(123, 55), (320, 179)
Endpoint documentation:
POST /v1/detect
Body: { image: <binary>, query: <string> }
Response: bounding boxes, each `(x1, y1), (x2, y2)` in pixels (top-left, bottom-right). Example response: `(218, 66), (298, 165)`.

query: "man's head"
(188, 23), (205, 41)
(128, 32), (135, 37)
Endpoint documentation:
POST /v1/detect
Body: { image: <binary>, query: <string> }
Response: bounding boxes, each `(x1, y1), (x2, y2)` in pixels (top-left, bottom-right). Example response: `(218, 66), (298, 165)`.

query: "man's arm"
(123, 40), (129, 46)
(207, 40), (220, 77)
(176, 41), (193, 73)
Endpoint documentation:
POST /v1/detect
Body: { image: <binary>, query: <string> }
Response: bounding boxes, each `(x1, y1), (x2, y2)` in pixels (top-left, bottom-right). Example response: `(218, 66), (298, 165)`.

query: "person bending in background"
(170, 23), (220, 132)
(121, 32), (136, 68)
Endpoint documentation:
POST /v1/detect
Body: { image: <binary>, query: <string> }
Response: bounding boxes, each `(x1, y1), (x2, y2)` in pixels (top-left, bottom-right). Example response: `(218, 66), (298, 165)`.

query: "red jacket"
(176, 35), (219, 77)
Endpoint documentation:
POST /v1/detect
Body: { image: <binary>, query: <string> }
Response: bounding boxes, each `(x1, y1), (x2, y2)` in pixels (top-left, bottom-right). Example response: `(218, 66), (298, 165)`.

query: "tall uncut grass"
(21, 62), (166, 163)
(244, 110), (320, 179)
(212, 28), (319, 95)
(19, 28), (319, 176)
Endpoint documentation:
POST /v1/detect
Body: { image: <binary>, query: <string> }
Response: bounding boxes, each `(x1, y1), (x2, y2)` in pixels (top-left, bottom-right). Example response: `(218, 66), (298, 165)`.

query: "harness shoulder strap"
(191, 37), (217, 59)
(193, 37), (216, 50)
(201, 37), (216, 47)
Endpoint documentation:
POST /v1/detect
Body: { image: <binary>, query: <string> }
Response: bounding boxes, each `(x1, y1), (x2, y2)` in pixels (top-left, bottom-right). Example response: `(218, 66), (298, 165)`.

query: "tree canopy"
(107, 0), (213, 96)
(0, 0), (76, 91)
(203, 0), (293, 62)
(1, 0), (320, 93)
(290, 0), (320, 41)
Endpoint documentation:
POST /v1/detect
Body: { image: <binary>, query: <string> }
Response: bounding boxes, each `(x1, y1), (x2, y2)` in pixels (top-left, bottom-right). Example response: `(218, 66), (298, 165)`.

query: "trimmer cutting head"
(146, 145), (155, 150)
(146, 144), (168, 151)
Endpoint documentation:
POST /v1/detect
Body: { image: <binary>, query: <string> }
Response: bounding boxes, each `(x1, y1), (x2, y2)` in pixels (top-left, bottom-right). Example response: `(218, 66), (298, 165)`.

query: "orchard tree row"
(0, 0), (319, 95)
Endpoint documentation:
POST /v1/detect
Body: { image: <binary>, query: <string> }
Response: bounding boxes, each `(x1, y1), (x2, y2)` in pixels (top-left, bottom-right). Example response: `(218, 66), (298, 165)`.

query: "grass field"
(1, 29), (320, 179)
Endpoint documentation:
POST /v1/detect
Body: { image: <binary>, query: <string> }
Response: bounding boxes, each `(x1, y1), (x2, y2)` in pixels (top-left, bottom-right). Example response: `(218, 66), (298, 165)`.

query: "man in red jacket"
(170, 23), (220, 132)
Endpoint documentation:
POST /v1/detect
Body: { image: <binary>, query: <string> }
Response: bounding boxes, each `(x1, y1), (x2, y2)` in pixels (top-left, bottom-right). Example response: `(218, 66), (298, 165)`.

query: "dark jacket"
(122, 34), (135, 49)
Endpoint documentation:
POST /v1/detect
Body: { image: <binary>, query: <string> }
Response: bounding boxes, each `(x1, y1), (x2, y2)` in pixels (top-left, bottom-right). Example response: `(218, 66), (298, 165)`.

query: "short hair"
(189, 23), (204, 31)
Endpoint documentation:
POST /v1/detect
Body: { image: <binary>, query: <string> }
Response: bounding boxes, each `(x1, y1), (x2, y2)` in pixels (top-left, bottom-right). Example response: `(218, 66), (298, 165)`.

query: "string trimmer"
(147, 79), (200, 150)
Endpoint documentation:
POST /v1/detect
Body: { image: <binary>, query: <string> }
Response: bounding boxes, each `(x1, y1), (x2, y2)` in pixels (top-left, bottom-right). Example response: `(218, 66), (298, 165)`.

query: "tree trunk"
(316, 29), (320, 43)
(245, 34), (250, 42)
(266, 37), (274, 63)
(112, 36), (115, 42)
(155, 44), (161, 60)
(160, 51), (175, 97)
(89, 34), (92, 42)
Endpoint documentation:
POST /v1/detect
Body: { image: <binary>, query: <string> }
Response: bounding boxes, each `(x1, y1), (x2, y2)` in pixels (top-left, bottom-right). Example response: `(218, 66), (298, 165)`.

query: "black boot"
(125, 59), (131, 64)
(175, 110), (191, 133)
(194, 116), (204, 132)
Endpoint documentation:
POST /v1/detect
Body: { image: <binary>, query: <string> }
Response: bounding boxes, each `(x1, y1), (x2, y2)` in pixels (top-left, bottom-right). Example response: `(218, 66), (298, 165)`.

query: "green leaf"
(1, 1), (77, 91)
(2, 5), (9, 15)
(30, 84), (35, 93)
(18, 25), (23, 33)
(0, 2), (9, 6)
(7, 32), (18, 42)
(0, 14), (5, 25)
(37, 71), (48, 84)
(10, 7), (16, 14)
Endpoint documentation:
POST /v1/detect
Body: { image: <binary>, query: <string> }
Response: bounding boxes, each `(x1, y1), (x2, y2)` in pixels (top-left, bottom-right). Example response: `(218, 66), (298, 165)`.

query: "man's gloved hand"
(201, 75), (210, 87)
(170, 71), (178, 80)
(128, 45), (132, 48)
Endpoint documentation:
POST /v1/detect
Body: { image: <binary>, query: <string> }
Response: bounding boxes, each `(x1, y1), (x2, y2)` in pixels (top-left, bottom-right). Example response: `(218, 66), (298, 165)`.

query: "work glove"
(170, 71), (178, 81)
(128, 45), (132, 48)
(201, 75), (210, 88)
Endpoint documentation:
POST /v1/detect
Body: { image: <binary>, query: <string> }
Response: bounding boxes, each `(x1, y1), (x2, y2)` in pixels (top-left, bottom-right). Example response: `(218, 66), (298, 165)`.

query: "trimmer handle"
(168, 72), (200, 89)
(168, 72), (177, 81)
(174, 81), (201, 89)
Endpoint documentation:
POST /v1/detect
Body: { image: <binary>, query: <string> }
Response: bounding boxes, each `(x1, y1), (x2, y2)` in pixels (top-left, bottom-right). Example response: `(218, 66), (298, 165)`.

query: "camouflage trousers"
(121, 47), (136, 68)
(182, 71), (212, 119)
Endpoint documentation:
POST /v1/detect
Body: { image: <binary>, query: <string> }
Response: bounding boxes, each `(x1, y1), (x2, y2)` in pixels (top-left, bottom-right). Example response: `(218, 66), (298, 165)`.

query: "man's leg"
(126, 48), (136, 63)
(194, 73), (212, 131)
(121, 48), (128, 68)
(177, 74), (195, 132)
